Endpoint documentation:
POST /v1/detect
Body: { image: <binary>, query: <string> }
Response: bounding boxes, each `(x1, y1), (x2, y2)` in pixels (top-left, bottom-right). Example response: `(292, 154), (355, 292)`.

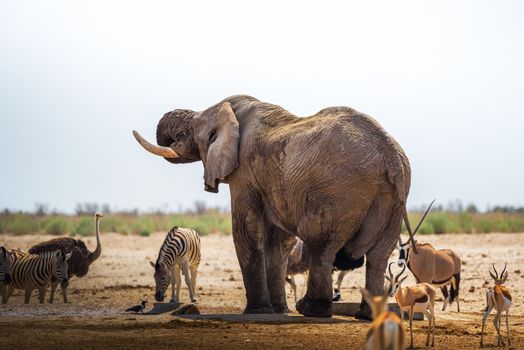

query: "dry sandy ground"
(0, 232), (523, 349)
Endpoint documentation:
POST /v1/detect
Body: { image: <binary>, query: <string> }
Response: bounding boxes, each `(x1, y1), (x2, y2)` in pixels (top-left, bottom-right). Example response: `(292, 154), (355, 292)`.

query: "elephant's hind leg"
(354, 195), (401, 320)
(296, 241), (340, 317)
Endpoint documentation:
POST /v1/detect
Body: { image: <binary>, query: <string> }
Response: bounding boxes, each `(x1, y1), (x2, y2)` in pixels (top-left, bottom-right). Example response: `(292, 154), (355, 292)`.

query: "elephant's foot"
(296, 295), (332, 317)
(243, 306), (275, 314)
(355, 301), (372, 320)
(272, 303), (291, 314)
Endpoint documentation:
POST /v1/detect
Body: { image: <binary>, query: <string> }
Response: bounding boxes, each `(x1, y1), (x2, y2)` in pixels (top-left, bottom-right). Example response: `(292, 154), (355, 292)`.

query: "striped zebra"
(150, 226), (201, 303)
(1, 249), (71, 304)
(0, 247), (12, 296)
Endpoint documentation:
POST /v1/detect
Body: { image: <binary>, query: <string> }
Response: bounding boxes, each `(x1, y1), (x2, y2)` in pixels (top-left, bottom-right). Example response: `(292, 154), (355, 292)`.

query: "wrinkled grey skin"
(137, 95), (411, 318)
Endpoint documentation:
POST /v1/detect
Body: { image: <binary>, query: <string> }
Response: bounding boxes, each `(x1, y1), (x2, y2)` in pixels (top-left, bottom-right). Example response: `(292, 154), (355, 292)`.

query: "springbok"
(387, 262), (436, 348)
(361, 286), (406, 350)
(397, 201), (462, 312)
(480, 263), (512, 348)
(286, 237), (309, 303)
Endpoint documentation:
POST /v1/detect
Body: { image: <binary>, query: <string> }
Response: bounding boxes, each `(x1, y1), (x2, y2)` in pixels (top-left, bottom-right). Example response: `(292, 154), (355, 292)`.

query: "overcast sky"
(1, 1), (523, 213)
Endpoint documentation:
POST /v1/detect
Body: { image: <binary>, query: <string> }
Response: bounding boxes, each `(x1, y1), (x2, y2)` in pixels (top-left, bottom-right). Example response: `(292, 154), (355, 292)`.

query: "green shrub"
(100, 217), (129, 234)
(478, 219), (494, 233)
(138, 230), (150, 237)
(7, 214), (39, 235)
(427, 215), (447, 234)
(417, 222), (434, 234)
(458, 213), (474, 233)
(73, 217), (94, 236)
(495, 220), (510, 233)
(43, 216), (71, 235)
(1, 209), (520, 236)
(131, 217), (155, 235)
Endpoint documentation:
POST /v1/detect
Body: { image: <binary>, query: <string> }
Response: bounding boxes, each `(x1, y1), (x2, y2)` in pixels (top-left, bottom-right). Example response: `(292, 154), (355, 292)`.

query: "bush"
(73, 217), (94, 236)
(427, 215), (447, 234)
(6, 214), (40, 235)
(477, 219), (494, 233)
(138, 230), (150, 237)
(43, 216), (71, 235)
(130, 217), (155, 236)
(100, 217), (129, 234)
(458, 213), (474, 233)
(168, 214), (232, 235)
(1, 208), (520, 236)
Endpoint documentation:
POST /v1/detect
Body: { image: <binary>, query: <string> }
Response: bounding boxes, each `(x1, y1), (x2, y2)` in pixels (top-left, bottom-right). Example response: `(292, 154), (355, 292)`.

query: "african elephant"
(133, 95), (416, 318)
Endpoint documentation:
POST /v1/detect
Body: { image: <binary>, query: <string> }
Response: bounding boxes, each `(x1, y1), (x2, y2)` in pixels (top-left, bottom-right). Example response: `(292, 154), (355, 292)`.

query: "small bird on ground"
(125, 300), (148, 314)
(332, 288), (341, 302)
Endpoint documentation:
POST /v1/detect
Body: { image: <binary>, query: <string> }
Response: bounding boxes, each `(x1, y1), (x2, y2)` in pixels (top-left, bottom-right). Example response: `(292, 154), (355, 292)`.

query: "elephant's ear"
(195, 102), (240, 193)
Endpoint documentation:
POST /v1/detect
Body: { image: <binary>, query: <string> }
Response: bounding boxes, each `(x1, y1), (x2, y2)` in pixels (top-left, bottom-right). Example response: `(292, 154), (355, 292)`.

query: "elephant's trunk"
(88, 213), (103, 264)
(133, 130), (180, 158)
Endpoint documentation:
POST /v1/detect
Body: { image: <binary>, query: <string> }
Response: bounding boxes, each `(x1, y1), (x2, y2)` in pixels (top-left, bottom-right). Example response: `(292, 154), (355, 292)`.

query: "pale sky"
(0, 1), (523, 213)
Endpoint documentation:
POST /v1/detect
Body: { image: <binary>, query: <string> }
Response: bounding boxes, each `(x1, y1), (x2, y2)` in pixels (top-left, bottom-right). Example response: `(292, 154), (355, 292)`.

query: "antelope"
(480, 263), (512, 348)
(286, 237), (309, 303)
(387, 262), (436, 348)
(361, 286), (406, 350)
(397, 201), (462, 312)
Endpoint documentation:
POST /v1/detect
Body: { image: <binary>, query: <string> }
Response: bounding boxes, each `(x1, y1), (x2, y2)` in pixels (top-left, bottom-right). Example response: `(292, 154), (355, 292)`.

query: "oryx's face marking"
(397, 242), (410, 267)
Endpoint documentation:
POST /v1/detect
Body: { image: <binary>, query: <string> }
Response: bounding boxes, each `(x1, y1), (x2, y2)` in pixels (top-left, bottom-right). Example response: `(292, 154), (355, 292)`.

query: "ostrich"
(28, 212), (103, 303)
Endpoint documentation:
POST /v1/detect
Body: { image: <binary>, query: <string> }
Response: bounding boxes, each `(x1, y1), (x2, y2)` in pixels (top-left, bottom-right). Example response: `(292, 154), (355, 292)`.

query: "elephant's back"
(281, 110), (405, 177)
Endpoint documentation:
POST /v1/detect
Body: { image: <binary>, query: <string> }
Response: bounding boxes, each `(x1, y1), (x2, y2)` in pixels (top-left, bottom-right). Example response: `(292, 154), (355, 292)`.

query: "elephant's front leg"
(232, 206), (273, 314)
(265, 229), (295, 313)
(296, 245), (335, 317)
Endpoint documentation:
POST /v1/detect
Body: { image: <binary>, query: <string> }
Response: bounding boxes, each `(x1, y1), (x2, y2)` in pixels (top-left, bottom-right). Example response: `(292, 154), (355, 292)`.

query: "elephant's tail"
(386, 151), (419, 252)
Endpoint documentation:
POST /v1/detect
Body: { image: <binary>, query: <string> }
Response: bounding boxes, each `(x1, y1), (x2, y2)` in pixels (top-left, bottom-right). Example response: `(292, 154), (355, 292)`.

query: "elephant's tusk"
(132, 130), (180, 158)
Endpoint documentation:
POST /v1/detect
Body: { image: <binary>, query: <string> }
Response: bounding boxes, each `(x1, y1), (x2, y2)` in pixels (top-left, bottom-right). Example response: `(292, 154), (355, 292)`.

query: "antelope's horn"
(492, 263), (499, 279)
(396, 263), (406, 282)
(132, 130), (179, 158)
(413, 199), (436, 235)
(501, 263), (507, 277)
(388, 262), (394, 279)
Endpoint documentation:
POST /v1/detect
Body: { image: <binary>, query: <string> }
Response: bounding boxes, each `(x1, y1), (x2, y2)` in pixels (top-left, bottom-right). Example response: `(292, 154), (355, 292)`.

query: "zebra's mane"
(156, 226), (178, 268)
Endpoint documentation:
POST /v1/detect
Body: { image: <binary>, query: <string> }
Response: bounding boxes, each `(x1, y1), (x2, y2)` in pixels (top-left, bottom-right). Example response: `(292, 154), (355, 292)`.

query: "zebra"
(2, 249), (71, 304)
(150, 226), (201, 303)
(0, 247), (12, 284)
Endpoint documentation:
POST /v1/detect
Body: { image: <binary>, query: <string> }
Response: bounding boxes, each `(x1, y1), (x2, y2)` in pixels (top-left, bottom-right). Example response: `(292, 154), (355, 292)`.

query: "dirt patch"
(0, 232), (523, 349)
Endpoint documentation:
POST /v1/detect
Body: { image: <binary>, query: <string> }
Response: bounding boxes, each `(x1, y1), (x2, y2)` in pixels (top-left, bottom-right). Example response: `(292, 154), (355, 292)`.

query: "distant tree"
(446, 199), (463, 213)
(194, 200), (207, 215)
(34, 202), (50, 216)
(75, 202), (100, 216)
(101, 203), (111, 214)
(466, 203), (478, 213)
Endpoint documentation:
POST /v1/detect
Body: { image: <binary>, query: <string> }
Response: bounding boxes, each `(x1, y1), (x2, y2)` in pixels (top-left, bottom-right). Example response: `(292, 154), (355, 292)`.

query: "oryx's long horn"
(132, 130), (179, 158)
(413, 199), (436, 235)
